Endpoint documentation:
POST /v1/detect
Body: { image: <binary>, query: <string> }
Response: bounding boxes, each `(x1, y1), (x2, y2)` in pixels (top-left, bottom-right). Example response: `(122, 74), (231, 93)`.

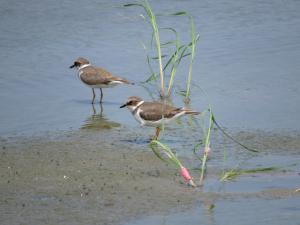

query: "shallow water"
(1, 130), (299, 225)
(0, 0), (300, 136)
(126, 197), (300, 225)
(0, 0), (300, 224)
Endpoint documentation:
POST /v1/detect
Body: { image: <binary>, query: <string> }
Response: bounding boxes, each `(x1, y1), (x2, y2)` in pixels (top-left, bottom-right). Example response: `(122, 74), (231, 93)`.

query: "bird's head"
(120, 96), (143, 111)
(69, 57), (90, 69)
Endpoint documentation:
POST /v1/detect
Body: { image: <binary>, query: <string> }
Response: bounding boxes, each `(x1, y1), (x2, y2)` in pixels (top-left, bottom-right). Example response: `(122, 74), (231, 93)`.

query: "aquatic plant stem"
(166, 28), (180, 97)
(124, 0), (165, 96)
(199, 107), (213, 185)
(143, 0), (165, 97)
(185, 16), (198, 102)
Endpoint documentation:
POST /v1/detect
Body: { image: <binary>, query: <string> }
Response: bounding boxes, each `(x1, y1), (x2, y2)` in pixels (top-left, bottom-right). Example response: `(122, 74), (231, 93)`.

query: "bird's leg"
(151, 127), (161, 141)
(92, 103), (96, 114)
(100, 102), (104, 116)
(155, 127), (161, 139)
(100, 88), (103, 103)
(92, 88), (96, 104)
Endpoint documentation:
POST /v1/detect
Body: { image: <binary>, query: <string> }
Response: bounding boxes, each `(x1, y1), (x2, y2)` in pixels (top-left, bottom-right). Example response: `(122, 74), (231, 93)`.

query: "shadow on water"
(73, 99), (122, 106)
(120, 137), (151, 145)
(80, 104), (120, 130)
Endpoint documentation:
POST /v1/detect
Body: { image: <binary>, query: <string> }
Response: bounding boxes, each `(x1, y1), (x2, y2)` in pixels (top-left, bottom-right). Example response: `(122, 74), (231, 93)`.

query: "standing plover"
(70, 57), (133, 104)
(120, 96), (200, 139)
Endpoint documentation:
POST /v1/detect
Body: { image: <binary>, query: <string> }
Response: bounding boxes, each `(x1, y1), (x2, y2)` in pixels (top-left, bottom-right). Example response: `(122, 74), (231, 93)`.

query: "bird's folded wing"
(80, 67), (111, 85)
(95, 67), (131, 84)
(139, 102), (181, 120)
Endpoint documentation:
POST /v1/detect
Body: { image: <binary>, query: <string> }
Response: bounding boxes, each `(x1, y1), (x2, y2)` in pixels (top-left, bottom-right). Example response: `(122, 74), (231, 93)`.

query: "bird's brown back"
(95, 67), (131, 84)
(80, 66), (130, 85)
(139, 102), (183, 121)
(80, 66), (110, 85)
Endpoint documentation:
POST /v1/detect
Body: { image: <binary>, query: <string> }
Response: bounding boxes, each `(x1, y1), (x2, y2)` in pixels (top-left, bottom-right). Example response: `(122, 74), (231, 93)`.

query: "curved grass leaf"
(150, 142), (169, 162)
(193, 140), (204, 151)
(211, 113), (259, 153)
(142, 54), (157, 83)
(161, 41), (175, 46)
(150, 140), (182, 168)
(220, 167), (277, 181)
(144, 73), (157, 83)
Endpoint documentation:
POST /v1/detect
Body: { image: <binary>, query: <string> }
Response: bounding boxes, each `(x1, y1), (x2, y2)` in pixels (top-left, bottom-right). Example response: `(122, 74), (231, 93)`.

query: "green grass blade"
(142, 54), (157, 83)
(211, 113), (259, 153)
(151, 140), (182, 168)
(220, 167), (278, 181)
(150, 142), (169, 162)
(199, 107), (213, 185)
(185, 16), (199, 100)
(161, 41), (175, 46)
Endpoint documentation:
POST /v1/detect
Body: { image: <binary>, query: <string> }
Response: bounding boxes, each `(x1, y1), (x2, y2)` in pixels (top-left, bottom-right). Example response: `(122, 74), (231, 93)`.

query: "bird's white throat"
(78, 64), (91, 79)
(78, 64), (91, 70)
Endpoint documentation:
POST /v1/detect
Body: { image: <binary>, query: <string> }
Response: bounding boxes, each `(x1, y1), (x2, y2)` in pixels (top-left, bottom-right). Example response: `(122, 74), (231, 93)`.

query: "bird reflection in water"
(81, 103), (120, 130)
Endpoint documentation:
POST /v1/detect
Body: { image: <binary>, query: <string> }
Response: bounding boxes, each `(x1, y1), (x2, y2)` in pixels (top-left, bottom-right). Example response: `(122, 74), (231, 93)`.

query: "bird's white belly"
(132, 108), (146, 125)
(88, 83), (119, 88)
(133, 109), (184, 127)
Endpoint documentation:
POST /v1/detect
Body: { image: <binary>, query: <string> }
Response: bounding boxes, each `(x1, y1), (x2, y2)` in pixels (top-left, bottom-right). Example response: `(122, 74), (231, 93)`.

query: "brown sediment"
(0, 130), (199, 225)
(0, 129), (299, 225)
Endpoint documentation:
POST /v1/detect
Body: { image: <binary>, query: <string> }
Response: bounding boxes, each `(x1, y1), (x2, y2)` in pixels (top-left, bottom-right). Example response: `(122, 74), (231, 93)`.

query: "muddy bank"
(0, 129), (199, 225)
(0, 128), (299, 225)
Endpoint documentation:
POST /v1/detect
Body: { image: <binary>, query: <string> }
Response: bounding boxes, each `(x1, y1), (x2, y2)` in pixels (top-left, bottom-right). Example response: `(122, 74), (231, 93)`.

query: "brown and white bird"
(70, 57), (133, 104)
(120, 96), (200, 139)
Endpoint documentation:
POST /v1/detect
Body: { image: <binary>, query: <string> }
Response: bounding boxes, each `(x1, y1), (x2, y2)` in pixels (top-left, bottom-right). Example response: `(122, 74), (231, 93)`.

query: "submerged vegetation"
(124, 0), (260, 187)
(220, 167), (278, 181)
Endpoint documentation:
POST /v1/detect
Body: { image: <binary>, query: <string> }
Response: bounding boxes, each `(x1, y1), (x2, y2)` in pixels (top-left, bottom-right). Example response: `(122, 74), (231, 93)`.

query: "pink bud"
(180, 166), (192, 181)
(204, 146), (211, 155)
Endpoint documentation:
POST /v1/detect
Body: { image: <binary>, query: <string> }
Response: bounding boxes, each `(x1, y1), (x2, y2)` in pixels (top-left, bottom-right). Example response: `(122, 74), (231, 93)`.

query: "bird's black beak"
(69, 64), (75, 69)
(120, 103), (127, 108)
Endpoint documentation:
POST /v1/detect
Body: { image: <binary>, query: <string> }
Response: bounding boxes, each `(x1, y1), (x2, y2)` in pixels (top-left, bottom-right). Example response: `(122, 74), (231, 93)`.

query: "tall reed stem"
(199, 107), (213, 185)
(166, 29), (180, 97)
(124, 0), (165, 96)
(185, 16), (198, 101)
(144, 0), (165, 97)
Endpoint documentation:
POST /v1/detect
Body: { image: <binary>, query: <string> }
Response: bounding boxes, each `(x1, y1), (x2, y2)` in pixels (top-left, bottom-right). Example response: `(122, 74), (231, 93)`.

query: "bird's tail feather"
(116, 78), (134, 85)
(183, 109), (200, 115)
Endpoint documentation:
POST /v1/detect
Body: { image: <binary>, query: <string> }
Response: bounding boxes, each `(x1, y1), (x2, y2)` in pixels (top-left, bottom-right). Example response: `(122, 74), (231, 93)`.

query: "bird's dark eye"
(128, 101), (132, 105)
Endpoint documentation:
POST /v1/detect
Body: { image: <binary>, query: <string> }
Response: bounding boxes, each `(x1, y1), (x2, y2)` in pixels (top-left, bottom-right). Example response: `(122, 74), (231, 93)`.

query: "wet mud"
(1, 128), (299, 225)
